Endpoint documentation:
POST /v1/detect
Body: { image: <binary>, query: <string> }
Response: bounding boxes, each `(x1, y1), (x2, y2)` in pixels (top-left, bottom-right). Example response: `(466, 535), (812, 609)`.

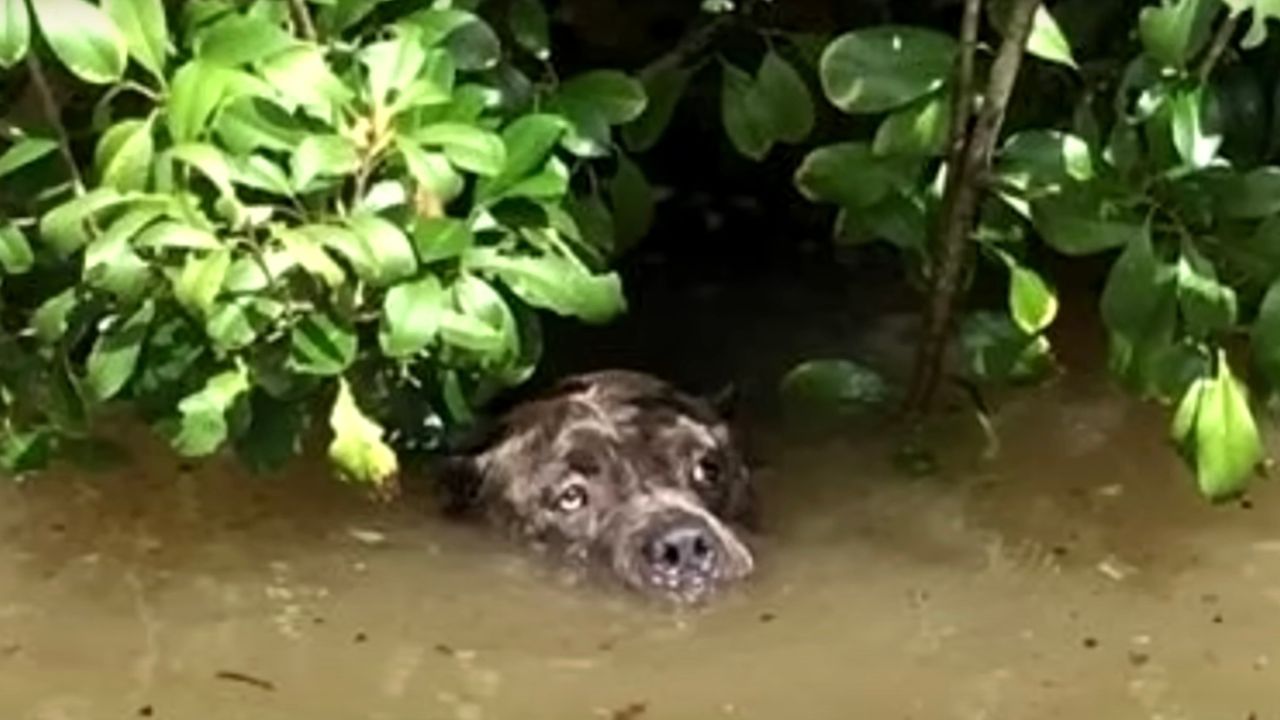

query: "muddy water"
(2, 363), (1279, 720)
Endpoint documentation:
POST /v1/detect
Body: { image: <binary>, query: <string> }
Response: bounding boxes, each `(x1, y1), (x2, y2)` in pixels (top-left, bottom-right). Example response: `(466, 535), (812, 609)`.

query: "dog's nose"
(644, 523), (719, 576)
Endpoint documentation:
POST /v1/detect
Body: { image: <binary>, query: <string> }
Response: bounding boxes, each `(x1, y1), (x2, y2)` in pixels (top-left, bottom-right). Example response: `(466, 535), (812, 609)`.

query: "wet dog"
(437, 370), (755, 604)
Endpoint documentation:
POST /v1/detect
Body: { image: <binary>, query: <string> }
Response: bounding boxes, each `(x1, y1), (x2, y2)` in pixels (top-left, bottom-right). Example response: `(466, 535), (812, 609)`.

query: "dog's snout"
(644, 522), (719, 575)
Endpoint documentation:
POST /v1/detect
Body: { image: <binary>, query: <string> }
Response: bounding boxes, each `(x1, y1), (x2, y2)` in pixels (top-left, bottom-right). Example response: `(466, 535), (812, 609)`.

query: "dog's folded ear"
(708, 382), (738, 419)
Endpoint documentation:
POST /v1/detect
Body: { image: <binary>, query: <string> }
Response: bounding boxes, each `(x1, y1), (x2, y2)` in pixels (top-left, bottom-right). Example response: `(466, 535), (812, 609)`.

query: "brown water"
(2, 362), (1279, 720)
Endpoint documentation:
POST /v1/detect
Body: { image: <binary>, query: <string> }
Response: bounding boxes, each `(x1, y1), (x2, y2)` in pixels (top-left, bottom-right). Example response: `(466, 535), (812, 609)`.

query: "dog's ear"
(432, 454), (486, 516)
(708, 382), (738, 419)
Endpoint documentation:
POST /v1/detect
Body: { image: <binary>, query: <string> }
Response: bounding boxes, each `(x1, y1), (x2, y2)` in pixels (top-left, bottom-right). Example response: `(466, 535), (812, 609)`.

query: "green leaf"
(413, 217), (473, 264)
(318, 0), (390, 36)
(231, 154), (293, 197)
(779, 358), (892, 419)
(85, 300), (155, 402)
(343, 213), (419, 286)
(622, 62), (692, 152)
(395, 139), (464, 202)
(379, 274), (446, 357)
(1170, 85), (1221, 169)
(95, 116), (154, 191)
(609, 153), (654, 253)
(0, 136), (57, 179)
(30, 0), (127, 84)
(567, 191), (616, 257)
(989, 0), (1077, 69)
(1031, 191), (1144, 256)
(1190, 355), (1262, 500)
(466, 247), (626, 324)
(1100, 226), (1175, 340)
(172, 365), (250, 457)
(756, 51), (814, 143)
(1007, 260), (1058, 334)
(721, 61), (773, 161)
(820, 26), (956, 114)
(1222, 0), (1280, 48)
(328, 377), (398, 487)
(275, 228), (344, 287)
(291, 134), (360, 191)
(167, 60), (232, 143)
(558, 70), (648, 125)
(169, 142), (235, 197)
(0, 0), (30, 68)
(1252, 276), (1280, 387)
(1210, 167), (1280, 218)
(360, 34), (427, 109)
(794, 142), (917, 209)
(508, 0), (549, 60)
(998, 130), (1094, 192)
(452, 272), (518, 360)
(290, 310), (357, 376)
(84, 207), (159, 300)
(39, 187), (129, 257)
(960, 311), (1055, 384)
(174, 248), (231, 319)
(102, 0), (169, 83)
(194, 11), (294, 66)
(1176, 244), (1236, 337)
(414, 122), (506, 176)
(134, 220), (222, 250)
(873, 91), (950, 157)
(443, 14), (500, 71)
(215, 97), (303, 153)
(0, 222), (33, 274)
(0, 427), (53, 476)
(1139, 0), (1217, 68)
(259, 45), (353, 114)
(479, 113), (568, 200)
(31, 288), (77, 344)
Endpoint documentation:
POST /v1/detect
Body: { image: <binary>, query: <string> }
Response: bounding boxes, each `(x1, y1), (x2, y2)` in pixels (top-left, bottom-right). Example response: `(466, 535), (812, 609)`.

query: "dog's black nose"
(644, 523), (719, 576)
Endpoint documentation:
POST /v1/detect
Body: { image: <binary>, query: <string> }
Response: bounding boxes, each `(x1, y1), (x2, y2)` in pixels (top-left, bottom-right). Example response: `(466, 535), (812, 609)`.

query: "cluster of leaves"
(0, 0), (656, 489)
(628, 0), (1280, 500)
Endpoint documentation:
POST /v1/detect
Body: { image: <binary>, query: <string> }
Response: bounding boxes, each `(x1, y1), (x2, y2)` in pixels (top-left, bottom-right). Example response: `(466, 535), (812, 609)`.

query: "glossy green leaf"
(174, 248), (231, 319)
(998, 130), (1094, 192)
(414, 122), (506, 176)
(1170, 85), (1221, 169)
(1186, 355), (1263, 500)
(95, 117), (154, 192)
(559, 70), (648, 125)
(1138, 0), (1216, 68)
(484, 113), (568, 197)
(1007, 261), (1058, 334)
(85, 300), (155, 402)
(194, 11), (294, 66)
(779, 358), (891, 418)
(167, 61), (232, 143)
(1210, 167), (1280, 218)
(134, 220), (222, 250)
(1176, 244), (1236, 337)
(413, 217), (473, 264)
(960, 311), (1055, 384)
(443, 14), (500, 71)
(466, 247), (625, 324)
(342, 213), (418, 287)
(820, 26), (955, 114)
(1100, 226), (1175, 340)
(990, 0), (1077, 69)
(1031, 192), (1144, 256)
(609, 153), (654, 252)
(31, 0), (127, 84)
(0, 136), (57, 179)
(172, 365), (250, 456)
(102, 0), (168, 82)
(756, 51), (814, 144)
(0, 0), (30, 68)
(39, 187), (129, 257)
(0, 222), (33, 274)
(794, 142), (917, 209)
(508, 0), (549, 60)
(83, 208), (158, 301)
(290, 310), (357, 376)
(873, 92), (949, 157)
(328, 377), (398, 487)
(395, 139), (464, 203)
(259, 45), (352, 114)
(170, 142), (235, 197)
(622, 62), (692, 152)
(721, 61), (773, 161)
(291, 135), (360, 191)
(379, 274), (446, 357)
(31, 289), (77, 344)
(361, 34), (427, 109)
(231, 154), (293, 197)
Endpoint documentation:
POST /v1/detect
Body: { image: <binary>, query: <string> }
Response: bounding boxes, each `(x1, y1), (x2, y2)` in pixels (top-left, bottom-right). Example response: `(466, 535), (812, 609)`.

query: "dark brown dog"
(438, 370), (755, 604)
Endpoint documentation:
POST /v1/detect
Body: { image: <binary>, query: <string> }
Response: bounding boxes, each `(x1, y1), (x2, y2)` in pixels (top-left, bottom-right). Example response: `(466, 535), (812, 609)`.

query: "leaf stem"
(24, 52), (83, 195)
(1196, 13), (1239, 82)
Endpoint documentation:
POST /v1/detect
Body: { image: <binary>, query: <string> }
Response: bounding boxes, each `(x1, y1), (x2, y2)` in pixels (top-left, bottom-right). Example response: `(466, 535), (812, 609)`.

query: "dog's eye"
(693, 457), (721, 487)
(554, 484), (589, 513)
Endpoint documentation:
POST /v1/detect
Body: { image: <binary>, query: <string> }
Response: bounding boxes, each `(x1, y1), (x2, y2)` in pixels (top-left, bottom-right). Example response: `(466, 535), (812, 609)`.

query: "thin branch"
(24, 52), (83, 195)
(903, 0), (1043, 419)
(1197, 13), (1239, 81)
(288, 0), (318, 41)
(946, 0), (982, 162)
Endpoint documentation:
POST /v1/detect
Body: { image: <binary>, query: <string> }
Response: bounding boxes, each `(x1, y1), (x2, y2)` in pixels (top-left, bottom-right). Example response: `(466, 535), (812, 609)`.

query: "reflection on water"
(1, 364), (1278, 720)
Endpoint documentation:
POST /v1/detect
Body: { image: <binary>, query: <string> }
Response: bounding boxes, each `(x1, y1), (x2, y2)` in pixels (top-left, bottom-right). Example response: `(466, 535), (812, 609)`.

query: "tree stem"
(288, 0), (318, 41)
(903, 0), (1042, 419)
(1197, 13), (1239, 81)
(24, 52), (83, 195)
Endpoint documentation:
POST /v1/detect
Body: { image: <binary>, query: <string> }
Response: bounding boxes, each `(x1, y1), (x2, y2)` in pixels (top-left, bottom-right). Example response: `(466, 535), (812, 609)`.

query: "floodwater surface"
(2, 362), (1279, 720)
